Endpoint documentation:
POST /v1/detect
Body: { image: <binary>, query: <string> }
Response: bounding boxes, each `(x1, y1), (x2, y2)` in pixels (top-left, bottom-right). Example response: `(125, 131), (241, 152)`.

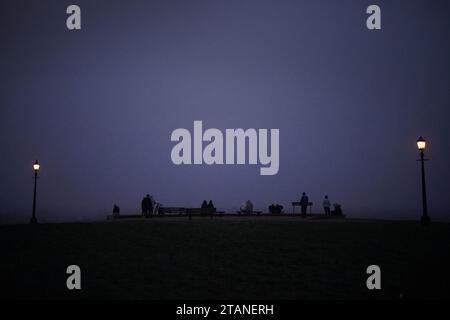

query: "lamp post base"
(420, 215), (430, 226)
(30, 216), (37, 224)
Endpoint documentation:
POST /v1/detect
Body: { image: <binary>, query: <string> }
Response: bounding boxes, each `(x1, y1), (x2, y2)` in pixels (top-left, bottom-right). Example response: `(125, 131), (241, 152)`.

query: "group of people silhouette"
(201, 200), (216, 214)
(112, 193), (342, 217)
(141, 194), (160, 217)
(201, 200), (215, 210)
(299, 192), (341, 217)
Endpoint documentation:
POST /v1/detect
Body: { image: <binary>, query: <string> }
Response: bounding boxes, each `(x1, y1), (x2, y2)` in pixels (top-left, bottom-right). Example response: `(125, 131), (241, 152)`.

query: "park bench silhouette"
(108, 206), (223, 220)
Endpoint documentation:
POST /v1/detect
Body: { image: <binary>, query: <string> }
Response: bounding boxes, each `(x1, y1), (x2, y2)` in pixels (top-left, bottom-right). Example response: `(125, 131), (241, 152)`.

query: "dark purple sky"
(1, 0), (449, 223)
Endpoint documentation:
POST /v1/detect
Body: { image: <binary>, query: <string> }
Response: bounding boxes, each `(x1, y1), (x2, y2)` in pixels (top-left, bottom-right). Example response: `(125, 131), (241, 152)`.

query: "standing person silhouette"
(141, 196), (147, 216)
(149, 195), (155, 216)
(141, 194), (153, 217)
(323, 195), (331, 216)
(300, 192), (309, 217)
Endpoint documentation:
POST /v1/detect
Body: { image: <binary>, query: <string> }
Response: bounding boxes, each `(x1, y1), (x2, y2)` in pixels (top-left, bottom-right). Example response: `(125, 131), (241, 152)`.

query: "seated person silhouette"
(201, 200), (208, 215)
(112, 204), (120, 217)
(269, 204), (283, 214)
(333, 203), (343, 216)
(240, 200), (254, 214)
(207, 200), (216, 213)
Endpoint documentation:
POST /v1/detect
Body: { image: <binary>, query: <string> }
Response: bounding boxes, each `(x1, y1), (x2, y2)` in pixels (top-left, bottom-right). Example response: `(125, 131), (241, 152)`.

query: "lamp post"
(416, 137), (430, 226)
(30, 160), (40, 224)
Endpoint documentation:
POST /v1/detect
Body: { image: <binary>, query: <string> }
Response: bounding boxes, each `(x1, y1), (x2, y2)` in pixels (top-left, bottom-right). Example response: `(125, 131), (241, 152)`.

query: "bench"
(107, 206), (224, 220)
(158, 207), (187, 215)
(187, 207), (216, 215)
(157, 207), (217, 215)
(236, 210), (263, 215)
(106, 214), (144, 220)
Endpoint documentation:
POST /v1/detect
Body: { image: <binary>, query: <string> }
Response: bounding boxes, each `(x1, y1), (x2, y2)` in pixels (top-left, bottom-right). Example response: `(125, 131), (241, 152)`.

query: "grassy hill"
(1, 217), (449, 299)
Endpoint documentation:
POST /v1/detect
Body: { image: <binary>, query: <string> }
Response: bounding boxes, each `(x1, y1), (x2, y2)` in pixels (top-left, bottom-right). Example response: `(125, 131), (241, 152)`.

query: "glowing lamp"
(33, 160), (40, 172)
(416, 136), (426, 151)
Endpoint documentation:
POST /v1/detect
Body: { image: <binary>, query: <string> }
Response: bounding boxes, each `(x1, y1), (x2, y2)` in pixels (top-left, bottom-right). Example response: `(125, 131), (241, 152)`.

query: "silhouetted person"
(323, 195), (331, 216)
(247, 200), (254, 214)
(240, 200), (254, 214)
(112, 204), (120, 217)
(208, 200), (217, 214)
(333, 203), (343, 216)
(269, 204), (283, 214)
(148, 195), (154, 217)
(141, 196), (147, 215)
(154, 200), (161, 215)
(200, 200), (208, 215)
(141, 194), (153, 217)
(300, 192), (309, 217)
(151, 195), (159, 215)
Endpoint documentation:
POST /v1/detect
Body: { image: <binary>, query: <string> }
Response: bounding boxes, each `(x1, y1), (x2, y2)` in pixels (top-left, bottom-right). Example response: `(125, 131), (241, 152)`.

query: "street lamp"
(416, 137), (430, 226)
(30, 160), (40, 224)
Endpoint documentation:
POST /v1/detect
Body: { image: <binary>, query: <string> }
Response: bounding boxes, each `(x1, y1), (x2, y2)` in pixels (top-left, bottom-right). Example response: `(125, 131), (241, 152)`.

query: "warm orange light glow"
(417, 137), (426, 151)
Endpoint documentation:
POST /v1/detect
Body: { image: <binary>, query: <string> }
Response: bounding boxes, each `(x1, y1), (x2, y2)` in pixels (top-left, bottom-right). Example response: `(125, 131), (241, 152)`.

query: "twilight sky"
(1, 0), (449, 223)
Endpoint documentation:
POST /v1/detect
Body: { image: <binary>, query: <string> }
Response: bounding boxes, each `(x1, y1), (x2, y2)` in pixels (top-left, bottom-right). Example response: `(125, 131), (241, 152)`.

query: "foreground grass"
(1, 217), (449, 299)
